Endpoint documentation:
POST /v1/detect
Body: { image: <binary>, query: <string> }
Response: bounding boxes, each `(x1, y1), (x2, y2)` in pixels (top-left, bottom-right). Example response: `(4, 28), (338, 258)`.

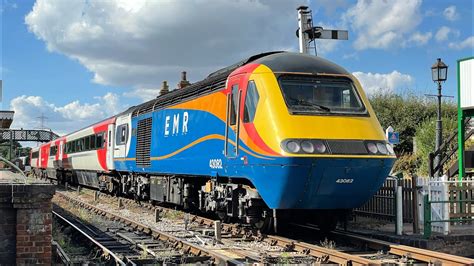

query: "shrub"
(414, 116), (458, 175)
(369, 91), (457, 154)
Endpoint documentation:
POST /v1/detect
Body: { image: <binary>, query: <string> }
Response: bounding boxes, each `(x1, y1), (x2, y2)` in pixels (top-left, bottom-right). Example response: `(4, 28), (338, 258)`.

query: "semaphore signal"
(296, 6), (348, 56)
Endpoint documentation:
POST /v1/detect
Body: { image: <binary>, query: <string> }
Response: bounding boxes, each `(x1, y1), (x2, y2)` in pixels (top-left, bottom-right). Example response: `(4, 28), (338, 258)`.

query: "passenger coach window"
(96, 133), (104, 148)
(49, 146), (57, 156)
(116, 124), (128, 145)
(243, 80), (259, 123)
(90, 135), (96, 149)
(63, 132), (106, 154)
(85, 137), (90, 150)
(229, 85), (239, 125)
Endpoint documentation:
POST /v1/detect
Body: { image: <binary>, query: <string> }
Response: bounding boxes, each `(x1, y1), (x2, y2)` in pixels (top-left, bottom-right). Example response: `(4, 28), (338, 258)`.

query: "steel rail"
(57, 191), (381, 265)
(261, 234), (381, 266)
(331, 229), (474, 266)
(55, 191), (242, 265)
(58, 188), (474, 265)
(52, 209), (128, 266)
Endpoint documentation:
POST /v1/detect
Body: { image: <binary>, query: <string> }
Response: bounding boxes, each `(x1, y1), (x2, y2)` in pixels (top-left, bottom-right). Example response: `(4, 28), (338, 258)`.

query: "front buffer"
(250, 157), (395, 210)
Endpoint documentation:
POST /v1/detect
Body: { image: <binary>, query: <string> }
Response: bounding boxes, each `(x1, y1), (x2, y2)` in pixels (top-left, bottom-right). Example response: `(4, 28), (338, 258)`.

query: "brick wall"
(0, 173), (55, 265)
(16, 203), (53, 264)
(0, 208), (16, 263)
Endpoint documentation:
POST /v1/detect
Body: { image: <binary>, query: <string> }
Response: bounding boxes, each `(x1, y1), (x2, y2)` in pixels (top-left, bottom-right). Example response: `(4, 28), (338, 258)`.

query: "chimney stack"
(159, 81), (169, 96)
(177, 71), (191, 89)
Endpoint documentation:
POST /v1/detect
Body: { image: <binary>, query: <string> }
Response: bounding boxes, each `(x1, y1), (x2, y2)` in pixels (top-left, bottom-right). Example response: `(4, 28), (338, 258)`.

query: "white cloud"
(352, 71), (413, 94)
(0, 0), (18, 13)
(25, 0), (307, 96)
(123, 87), (160, 102)
(342, 0), (422, 50)
(403, 31), (432, 47)
(10, 93), (124, 135)
(449, 36), (474, 50)
(435, 26), (460, 42)
(343, 52), (359, 60)
(315, 0), (349, 15)
(443, 6), (459, 21)
(424, 9), (437, 17)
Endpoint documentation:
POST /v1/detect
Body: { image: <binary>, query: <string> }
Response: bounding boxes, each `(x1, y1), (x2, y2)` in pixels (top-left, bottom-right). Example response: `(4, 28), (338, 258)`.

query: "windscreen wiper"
(289, 97), (331, 112)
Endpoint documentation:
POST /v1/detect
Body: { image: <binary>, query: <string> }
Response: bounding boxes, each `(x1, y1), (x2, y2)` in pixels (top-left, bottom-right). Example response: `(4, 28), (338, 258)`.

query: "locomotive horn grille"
(326, 140), (368, 155)
(136, 117), (153, 167)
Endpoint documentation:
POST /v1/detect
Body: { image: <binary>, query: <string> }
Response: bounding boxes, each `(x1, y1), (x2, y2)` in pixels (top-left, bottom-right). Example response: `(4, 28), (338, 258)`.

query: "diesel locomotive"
(31, 51), (396, 230)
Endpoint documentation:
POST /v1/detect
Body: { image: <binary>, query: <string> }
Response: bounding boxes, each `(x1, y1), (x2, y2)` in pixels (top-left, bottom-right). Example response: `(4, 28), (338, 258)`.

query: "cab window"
(279, 75), (366, 115)
(243, 80), (259, 123)
(116, 124), (128, 145)
(229, 84), (239, 125)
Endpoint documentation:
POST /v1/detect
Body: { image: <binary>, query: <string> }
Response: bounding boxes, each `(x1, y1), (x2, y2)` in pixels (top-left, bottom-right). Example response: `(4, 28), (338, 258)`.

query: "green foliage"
(369, 91), (457, 154)
(0, 141), (30, 160)
(414, 116), (458, 175)
(392, 153), (420, 176)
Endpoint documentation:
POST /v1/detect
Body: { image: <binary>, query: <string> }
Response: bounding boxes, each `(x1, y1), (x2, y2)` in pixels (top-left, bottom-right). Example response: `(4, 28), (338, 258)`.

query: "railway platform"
(0, 169), (55, 265)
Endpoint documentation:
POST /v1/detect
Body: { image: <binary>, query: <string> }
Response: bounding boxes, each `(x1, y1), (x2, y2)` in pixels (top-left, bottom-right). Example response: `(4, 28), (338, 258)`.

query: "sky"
(0, 0), (473, 136)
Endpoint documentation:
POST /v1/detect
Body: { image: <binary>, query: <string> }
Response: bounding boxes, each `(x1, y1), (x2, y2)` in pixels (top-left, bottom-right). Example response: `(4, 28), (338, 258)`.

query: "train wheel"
(253, 217), (273, 234)
(107, 181), (115, 194)
(217, 211), (231, 223)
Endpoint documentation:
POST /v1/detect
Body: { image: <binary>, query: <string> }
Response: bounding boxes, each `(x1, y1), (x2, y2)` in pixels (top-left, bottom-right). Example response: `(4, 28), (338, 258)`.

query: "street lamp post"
(431, 58), (448, 177)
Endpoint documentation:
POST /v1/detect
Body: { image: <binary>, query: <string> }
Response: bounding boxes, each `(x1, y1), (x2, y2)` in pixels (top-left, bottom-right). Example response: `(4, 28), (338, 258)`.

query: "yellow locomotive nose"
(234, 52), (396, 210)
(246, 70), (393, 157)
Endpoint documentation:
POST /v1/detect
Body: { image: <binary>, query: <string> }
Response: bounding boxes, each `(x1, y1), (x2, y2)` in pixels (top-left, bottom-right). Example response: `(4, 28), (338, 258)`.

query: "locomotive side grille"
(326, 140), (368, 155)
(136, 117), (152, 167)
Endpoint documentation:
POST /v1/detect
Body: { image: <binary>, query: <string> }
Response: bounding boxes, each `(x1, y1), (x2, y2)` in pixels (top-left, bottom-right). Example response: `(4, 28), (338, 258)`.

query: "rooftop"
(0, 110), (14, 129)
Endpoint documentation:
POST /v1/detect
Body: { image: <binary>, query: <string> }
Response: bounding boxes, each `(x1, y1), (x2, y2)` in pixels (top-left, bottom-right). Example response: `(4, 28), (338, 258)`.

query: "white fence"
(418, 176), (474, 235)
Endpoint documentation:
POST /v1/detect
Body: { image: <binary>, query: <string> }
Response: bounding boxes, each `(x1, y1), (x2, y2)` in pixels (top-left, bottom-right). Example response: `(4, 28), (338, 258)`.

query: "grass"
(52, 219), (88, 255)
(162, 209), (185, 220)
(320, 238), (336, 249)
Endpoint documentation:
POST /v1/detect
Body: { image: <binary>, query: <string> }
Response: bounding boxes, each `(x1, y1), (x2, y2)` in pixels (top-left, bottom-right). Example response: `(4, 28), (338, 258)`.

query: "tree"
(0, 141), (28, 160)
(414, 116), (458, 175)
(369, 92), (457, 154)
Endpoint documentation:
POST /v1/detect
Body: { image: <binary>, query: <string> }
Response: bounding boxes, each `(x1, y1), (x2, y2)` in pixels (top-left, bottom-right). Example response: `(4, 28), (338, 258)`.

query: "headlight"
(366, 142), (378, 154)
(386, 143), (395, 155)
(377, 143), (388, 154)
(301, 141), (314, 153)
(314, 140), (327, 153)
(286, 141), (301, 153)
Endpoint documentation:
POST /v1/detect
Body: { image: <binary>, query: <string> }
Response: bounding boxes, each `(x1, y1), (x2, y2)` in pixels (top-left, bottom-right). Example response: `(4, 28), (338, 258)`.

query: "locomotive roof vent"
(177, 71), (191, 89)
(159, 81), (169, 96)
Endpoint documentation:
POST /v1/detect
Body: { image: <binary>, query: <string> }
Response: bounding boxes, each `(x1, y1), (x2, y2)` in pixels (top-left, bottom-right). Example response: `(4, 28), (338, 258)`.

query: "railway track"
(290, 222), (474, 265)
(54, 189), (312, 265)
(98, 191), (473, 265)
(53, 208), (137, 265)
(54, 189), (372, 264)
(52, 203), (214, 265)
(52, 187), (471, 265)
(331, 228), (474, 265)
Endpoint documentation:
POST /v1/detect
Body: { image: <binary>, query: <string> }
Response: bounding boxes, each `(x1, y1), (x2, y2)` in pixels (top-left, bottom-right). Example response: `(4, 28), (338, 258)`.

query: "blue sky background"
(0, 0), (473, 135)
